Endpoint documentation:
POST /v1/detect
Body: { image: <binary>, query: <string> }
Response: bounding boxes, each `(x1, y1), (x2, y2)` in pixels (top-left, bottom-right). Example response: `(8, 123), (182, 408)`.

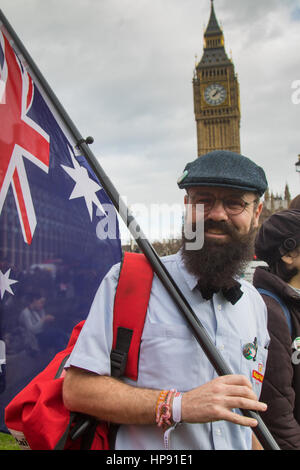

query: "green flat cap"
(177, 150), (268, 196)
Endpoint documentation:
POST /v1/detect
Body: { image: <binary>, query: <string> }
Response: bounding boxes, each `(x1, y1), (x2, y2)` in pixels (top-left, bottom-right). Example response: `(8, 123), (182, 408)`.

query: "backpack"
(4, 252), (154, 450)
(257, 288), (292, 335)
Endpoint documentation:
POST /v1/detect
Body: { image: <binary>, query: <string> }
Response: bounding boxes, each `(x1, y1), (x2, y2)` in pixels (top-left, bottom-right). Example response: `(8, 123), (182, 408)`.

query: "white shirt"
(66, 252), (269, 450)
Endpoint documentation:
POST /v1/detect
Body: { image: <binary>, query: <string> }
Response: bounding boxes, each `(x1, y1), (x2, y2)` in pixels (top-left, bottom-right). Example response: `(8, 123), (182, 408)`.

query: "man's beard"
(181, 219), (257, 292)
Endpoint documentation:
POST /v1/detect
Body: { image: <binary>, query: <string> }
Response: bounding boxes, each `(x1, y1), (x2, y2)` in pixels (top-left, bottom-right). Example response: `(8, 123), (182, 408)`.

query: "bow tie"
(197, 280), (243, 305)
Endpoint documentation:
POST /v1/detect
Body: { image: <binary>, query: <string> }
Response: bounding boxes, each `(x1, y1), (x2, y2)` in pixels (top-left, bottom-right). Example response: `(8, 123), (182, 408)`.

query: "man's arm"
(63, 367), (267, 427)
(63, 367), (160, 425)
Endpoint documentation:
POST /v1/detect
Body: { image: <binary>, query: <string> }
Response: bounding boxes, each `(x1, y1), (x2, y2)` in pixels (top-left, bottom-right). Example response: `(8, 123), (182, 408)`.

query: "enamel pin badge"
(242, 337), (258, 361)
(252, 362), (264, 384)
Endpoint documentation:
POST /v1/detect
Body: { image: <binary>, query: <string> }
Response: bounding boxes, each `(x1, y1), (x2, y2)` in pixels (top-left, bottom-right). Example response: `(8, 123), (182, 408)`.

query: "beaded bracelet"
(155, 389), (176, 430)
(155, 390), (169, 417)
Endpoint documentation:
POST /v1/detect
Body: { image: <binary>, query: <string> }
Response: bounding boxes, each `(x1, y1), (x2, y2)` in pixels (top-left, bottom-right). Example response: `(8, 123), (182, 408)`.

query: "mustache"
(204, 220), (237, 235)
(189, 219), (240, 240)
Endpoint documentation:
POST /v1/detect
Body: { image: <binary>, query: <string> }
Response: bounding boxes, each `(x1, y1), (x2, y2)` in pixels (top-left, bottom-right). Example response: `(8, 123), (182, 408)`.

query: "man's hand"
(181, 374), (267, 427)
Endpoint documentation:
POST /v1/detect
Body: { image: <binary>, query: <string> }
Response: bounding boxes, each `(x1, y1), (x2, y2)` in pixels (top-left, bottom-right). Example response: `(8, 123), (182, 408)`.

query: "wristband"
(172, 392), (183, 423)
(163, 392), (182, 450)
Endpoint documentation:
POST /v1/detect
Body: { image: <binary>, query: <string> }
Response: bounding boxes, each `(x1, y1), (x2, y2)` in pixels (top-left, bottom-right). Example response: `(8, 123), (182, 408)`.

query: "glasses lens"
(194, 196), (215, 213)
(224, 197), (245, 215)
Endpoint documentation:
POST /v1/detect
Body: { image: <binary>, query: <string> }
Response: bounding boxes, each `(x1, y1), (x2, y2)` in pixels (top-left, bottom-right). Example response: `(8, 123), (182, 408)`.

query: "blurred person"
(19, 293), (55, 354)
(253, 209), (300, 450)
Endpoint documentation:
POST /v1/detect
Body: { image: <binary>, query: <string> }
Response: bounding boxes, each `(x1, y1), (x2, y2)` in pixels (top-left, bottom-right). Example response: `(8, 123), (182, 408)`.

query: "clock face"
(204, 83), (227, 106)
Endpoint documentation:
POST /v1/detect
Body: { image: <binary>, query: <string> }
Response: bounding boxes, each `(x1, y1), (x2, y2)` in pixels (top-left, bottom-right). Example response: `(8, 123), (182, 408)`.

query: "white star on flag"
(0, 269), (18, 300)
(61, 149), (106, 220)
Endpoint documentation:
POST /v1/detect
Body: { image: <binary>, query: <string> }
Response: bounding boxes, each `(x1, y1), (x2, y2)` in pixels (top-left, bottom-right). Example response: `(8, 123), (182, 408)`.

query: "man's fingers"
(224, 384), (258, 401)
(221, 409), (259, 428)
(225, 396), (267, 414)
(181, 374), (267, 426)
(212, 375), (259, 401)
(219, 375), (268, 412)
(217, 374), (253, 389)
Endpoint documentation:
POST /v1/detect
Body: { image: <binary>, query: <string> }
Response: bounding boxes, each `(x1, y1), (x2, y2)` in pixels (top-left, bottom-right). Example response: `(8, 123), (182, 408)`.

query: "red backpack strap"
(111, 252), (153, 381)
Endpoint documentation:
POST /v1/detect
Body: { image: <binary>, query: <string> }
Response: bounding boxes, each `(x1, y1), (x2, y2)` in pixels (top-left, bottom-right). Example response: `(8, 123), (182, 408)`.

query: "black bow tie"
(197, 280), (243, 305)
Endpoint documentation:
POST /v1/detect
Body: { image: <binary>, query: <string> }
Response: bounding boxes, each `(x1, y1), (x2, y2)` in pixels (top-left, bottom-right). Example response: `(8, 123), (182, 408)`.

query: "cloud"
(1, 0), (299, 241)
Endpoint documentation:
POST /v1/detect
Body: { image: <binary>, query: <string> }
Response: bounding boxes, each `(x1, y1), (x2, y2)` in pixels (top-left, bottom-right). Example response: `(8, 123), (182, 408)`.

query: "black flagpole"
(0, 10), (280, 450)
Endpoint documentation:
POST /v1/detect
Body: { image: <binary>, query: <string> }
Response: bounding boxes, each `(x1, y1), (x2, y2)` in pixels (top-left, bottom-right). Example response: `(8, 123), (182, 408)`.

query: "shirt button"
(216, 428), (222, 436)
(219, 344), (225, 351)
(217, 305), (222, 311)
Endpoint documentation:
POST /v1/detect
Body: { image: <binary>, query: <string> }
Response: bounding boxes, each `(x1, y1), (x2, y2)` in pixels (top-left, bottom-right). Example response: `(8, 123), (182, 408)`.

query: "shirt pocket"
(137, 322), (199, 391)
(239, 338), (268, 399)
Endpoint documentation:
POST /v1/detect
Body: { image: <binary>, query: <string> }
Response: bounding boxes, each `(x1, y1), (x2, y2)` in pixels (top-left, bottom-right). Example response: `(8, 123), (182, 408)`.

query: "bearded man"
(63, 150), (270, 450)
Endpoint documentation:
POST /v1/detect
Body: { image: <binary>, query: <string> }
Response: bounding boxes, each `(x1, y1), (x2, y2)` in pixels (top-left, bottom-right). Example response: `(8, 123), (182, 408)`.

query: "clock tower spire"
(205, 0), (223, 39)
(193, 1), (241, 156)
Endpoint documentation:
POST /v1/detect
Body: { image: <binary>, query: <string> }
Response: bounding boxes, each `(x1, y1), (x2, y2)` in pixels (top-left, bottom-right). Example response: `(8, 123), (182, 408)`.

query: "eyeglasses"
(189, 194), (258, 216)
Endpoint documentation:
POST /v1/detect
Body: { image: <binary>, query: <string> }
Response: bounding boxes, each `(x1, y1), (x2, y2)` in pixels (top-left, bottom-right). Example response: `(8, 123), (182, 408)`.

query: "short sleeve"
(65, 262), (121, 375)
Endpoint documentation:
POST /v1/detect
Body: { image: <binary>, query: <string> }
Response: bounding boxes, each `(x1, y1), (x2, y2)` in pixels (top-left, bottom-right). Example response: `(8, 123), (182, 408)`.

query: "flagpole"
(0, 10), (280, 450)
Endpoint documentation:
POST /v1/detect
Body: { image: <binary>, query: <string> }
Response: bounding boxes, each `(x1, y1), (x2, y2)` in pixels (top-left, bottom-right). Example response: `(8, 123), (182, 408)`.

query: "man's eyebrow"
(188, 191), (245, 198)
(189, 192), (212, 197)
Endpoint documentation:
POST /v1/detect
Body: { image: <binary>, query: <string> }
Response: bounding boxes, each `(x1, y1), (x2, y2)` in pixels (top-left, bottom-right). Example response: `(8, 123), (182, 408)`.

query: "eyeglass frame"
(186, 192), (260, 216)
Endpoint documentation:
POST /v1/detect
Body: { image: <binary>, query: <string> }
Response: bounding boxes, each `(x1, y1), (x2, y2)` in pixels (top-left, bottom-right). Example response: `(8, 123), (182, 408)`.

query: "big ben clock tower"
(193, 0), (241, 156)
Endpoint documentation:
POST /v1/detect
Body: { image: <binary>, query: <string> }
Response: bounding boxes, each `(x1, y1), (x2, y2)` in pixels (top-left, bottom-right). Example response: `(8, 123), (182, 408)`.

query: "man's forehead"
(187, 186), (248, 197)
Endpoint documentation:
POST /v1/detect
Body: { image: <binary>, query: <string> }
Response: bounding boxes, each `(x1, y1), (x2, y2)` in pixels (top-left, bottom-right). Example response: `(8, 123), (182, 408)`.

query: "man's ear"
(281, 250), (298, 266)
(281, 253), (294, 265)
(253, 201), (263, 228)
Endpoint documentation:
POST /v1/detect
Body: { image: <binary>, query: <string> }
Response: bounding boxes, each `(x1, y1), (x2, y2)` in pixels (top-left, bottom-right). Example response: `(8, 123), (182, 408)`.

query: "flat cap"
(177, 150), (268, 196)
(255, 209), (300, 265)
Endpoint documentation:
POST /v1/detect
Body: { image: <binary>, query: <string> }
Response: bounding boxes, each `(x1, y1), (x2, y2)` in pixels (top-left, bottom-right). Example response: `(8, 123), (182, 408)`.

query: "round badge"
(177, 170), (188, 184)
(293, 337), (300, 351)
(242, 342), (257, 361)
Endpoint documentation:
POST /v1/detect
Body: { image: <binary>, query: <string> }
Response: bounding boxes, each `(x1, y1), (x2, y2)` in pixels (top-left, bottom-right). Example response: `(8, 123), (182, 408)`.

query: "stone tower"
(193, 0), (241, 156)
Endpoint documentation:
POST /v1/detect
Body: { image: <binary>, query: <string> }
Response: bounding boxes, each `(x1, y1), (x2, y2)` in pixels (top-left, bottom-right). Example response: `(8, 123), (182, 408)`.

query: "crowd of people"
(0, 258), (103, 407)
(1, 259), (103, 357)
(61, 150), (300, 450)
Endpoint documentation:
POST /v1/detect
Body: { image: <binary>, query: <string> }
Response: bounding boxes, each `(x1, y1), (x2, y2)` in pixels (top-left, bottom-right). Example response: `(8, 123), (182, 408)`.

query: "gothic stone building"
(193, 0), (241, 156)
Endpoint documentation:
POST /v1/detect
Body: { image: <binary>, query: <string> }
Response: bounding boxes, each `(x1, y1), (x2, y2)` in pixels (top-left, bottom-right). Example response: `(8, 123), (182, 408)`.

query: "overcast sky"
(1, 0), (300, 242)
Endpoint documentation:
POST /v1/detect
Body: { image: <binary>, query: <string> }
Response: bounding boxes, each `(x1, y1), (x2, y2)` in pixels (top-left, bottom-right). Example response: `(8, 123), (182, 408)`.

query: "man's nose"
(206, 200), (229, 221)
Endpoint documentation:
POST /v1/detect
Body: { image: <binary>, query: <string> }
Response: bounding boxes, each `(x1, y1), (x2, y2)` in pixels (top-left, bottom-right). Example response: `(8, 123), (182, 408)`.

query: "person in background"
(19, 293), (66, 356)
(19, 293), (55, 354)
(253, 209), (300, 450)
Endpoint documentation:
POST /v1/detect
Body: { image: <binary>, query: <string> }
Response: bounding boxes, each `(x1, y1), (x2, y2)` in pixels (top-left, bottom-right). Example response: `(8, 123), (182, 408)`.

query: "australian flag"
(0, 23), (122, 431)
